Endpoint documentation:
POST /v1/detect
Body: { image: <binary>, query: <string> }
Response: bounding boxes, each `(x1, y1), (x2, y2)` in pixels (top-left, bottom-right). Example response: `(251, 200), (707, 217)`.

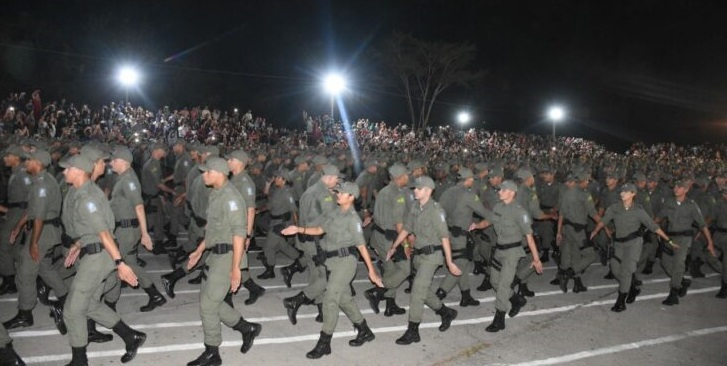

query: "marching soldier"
(141, 143), (175, 253)
(386, 176), (460, 345)
(257, 170), (298, 280)
(590, 183), (675, 312)
(281, 182), (383, 359)
(185, 157), (262, 365)
(707, 187), (727, 298)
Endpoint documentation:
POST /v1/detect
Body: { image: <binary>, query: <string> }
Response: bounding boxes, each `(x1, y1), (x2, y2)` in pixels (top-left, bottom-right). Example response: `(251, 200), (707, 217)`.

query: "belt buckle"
(423, 245), (433, 255)
(338, 247), (349, 257)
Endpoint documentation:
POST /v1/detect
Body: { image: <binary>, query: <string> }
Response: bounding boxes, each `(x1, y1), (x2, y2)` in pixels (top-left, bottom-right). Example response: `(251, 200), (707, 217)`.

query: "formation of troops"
(0, 136), (726, 365)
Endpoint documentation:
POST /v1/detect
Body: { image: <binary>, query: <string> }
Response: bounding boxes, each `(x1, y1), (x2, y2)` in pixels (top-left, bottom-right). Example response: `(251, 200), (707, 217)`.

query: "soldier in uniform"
(434, 168), (491, 306)
(386, 176), (460, 345)
(512, 168), (557, 298)
(103, 147), (166, 313)
(306, 155), (329, 189)
(535, 165), (560, 263)
(639, 172), (666, 275)
(281, 182), (383, 359)
(185, 157), (262, 365)
(281, 165), (341, 325)
(141, 143), (176, 253)
(470, 180), (543, 332)
(166, 141), (193, 252)
(590, 183), (675, 312)
(471, 162), (490, 274)
(597, 172), (622, 279)
(289, 155), (309, 204)
(475, 166), (504, 292)
(655, 179), (715, 305)
(226, 150), (265, 305)
(3, 149), (68, 332)
(0, 145), (33, 296)
(257, 170), (298, 279)
(58, 155), (146, 365)
(707, 187), (727, 298)
(556, 172), (601, 293)
(363, 163), (410, 317)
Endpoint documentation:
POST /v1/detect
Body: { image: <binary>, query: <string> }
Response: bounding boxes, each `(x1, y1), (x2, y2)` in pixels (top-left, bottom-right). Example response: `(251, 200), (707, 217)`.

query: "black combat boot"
(315, 303), (323, 323)
(473, 261), (485, 275)
(541, 249), (550, 263)
(678, 278), (691, 297)
(632, 273), (643, 287)
(559, 268), (574, 293)
(384, 297), (406, 316)
(306, 332), (332, 359)
(485, 310), (506, 332)
(642, 260), (654, 275)
(3, 309), (33, 330)
(257, 266), (276, 279)
(186, 344), (221, 366)
(0, 341), (25, 366)
(572, 276), (588, 293)
(0, 275), (17, 295)
(626, 283), (641, 304)
(435, 288), (447, 300)
(716, 282), (727, 299)
(603, 269), (615, 280)
(161, 267), (186, 298)
(112, 321), (147, 363)
(349, 320), (375, 346)
(519, 283), (535, 298)
(37, 277), (50, 306)
(508, 293), (527, 318)
(364, 287), (385, 314)
(280, 259), (303, 288)
(243, 278), (265, 305)
(690, 257), (706, 278)
(435, 304), (457, 331)
(611, 292), (627, 312)
(459, 290), (480, 307)
(550, 268), (563, 286)
(140, 285), (167, 312)
(476, 274), (493, 292)
(395, 322), (420, 345)
(232, 317), (262, 354)
(662, 287), (679, 306)
(65, 346), (88, 366)
(47, 294), (67, 334)
(87, 319), (113, 343)
(283, 291), (311, 325)
(187, 270), (204, 285)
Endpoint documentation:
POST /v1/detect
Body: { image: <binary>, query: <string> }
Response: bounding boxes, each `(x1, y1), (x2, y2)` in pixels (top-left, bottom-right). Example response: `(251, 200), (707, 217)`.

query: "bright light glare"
(323, 74), (346, 95)
(457, 111), (471, 124)
(118, 67), (140, 87)
(547, 106), (565, 121)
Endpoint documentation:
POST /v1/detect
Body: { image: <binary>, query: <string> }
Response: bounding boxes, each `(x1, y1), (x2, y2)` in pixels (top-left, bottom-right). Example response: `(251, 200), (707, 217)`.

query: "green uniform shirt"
(205, 182), (247, 245)
(70, 180), (116, 246)
(536, 180), (560, 210)
(7, 165), (32, 206)
(268, 185), (297, 222)
(657, 197), (707, 233)
(601, 203), (659, 238)
(403, 199), (449, 246)
(559, 186), (598, 225)
(355, 171), (377, 211)
(320, 206), (365, 250)
(516, 184), (545, 220)
(110, 169), (144, 220)
(439, 183), (490, 230)
(711, 198), (727, 229)
(28, 171), (62, 245)
(373, 182), (407, 231)
(173, 152), (193, 187)
(289, 169), (307, 202)
(298, 180), (336, 226)
(190, 175), (211, 220)
(230, 171), (257, 210)
(491, 201), (532, 244)
(141, 158), (162, 196)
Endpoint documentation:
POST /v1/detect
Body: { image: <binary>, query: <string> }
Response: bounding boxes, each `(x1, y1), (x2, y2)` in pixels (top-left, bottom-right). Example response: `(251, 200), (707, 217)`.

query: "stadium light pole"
(117, 66), (140, 104)
(323, 73), (346, 121)
(547, 105), (565, 143)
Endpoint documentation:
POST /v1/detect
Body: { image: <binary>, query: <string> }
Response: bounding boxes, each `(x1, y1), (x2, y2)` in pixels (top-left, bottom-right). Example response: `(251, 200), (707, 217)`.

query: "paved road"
(2, 233), (726, 365)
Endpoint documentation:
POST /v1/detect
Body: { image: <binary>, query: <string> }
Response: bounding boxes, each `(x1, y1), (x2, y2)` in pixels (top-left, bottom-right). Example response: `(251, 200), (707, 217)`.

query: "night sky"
(2, 0), (726, 150)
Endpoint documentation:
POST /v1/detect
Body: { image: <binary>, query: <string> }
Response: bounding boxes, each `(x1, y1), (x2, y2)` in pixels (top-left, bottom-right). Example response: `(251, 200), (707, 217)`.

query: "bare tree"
(380, 32), (484, 130)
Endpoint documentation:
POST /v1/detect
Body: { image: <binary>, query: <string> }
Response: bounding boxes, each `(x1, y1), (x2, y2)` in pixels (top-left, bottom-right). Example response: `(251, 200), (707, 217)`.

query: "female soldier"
(282, 182), (383, 359)
(590, 183), (677, 312)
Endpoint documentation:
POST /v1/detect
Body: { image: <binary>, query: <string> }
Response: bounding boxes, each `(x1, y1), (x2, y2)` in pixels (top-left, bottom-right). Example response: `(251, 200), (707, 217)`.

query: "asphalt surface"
(2, 232), (726, 366)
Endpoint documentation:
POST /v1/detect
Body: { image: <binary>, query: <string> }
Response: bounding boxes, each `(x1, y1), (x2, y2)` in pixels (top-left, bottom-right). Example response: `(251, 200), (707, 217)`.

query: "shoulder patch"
(587, 195), (593, 201)
(356, 223), (362, 233)
(23, 176), (31, 185)
(247, 187), (254, 196)
(229, 200), (239, 211)
(474, 195), (480, 202)
(86, 202), (97, 213)
(522, 213), (531, 224)
(440, 212), (446, 222)
(324, 196), (333, 202)
(183, 161), (189, 167)
(396, 197), (405, 204)
(38, 188), (47, 197)
(128, 182), (137, 191)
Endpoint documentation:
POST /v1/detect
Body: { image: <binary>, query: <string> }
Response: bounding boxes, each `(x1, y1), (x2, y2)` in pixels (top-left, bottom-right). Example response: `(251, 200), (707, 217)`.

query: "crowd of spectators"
(2, 90), (726, 180)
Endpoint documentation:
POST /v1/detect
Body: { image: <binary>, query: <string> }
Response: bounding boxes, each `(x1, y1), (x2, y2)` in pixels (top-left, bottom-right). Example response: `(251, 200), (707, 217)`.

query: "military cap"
(498, 180), (518, 193)
(111, 147), (134, 163)
(334, 182), (360, 199)
(312, 155), (328, 165)
(2, 145), (24, 158)
(632, 172), (647, 182)
(274, 169), (291, 181)
(59, 154), (94, 174)
(226, 150), (251, 164)
(620, 183), (637, 193)
(388, 163), (408, 179)
(407, 159), (425, 171)
(411, 176), (436, 190)
(515, 168), (534, 180)
(458, 168), (474, 179)
(199, 157), (230, 176)
(24, 149), (51, 166)
(489, 167), (504, 178)
(81, 145), (110, 162)
(474, 162), (489, 173)
(322, 164), (341, 177)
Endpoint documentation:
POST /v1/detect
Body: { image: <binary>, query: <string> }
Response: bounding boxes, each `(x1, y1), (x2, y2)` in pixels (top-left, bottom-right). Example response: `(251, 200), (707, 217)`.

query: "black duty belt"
(115, 218), (140, 228)
(79, 242), (104, 258)
(373, 224), (398, 240)
(43, 217), (62, 226)
(615, 230), (642, 242)
(413, 245), (442, 256)
(142, 193), (160, 201)
(324, 246), (358, 259)
(298, 234), (314, 243)
(667, 230), (693, 237)
(208, 243), (233, 254)
(540, 205), (554, 211)
(714, 227), (727, 233)
(496, 241), (522, 250)
(7, 202), (28, 209)
(448, 226), (467, 237)
(563, 219), (587, 232)
(270, 212), (292, 221)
